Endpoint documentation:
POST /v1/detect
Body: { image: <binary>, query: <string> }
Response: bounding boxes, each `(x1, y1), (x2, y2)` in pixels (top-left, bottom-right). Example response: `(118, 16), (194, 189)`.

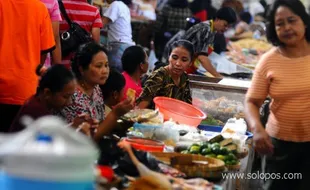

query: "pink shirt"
(122, 72), (142, 101)
(41, 0), (62, 67)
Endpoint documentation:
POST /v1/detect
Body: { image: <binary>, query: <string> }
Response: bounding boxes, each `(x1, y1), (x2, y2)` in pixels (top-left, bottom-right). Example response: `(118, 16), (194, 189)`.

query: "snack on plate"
(126, 88), (136, 103)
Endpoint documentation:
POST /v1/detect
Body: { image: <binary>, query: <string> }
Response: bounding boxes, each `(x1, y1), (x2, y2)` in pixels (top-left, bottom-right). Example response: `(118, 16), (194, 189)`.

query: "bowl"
(153, 97), (207, 127)
(123, 137), (164, 152)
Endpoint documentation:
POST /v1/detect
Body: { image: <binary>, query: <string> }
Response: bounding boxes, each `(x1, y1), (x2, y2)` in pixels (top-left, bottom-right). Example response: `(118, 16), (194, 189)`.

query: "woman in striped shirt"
(245, 0), (310, 189)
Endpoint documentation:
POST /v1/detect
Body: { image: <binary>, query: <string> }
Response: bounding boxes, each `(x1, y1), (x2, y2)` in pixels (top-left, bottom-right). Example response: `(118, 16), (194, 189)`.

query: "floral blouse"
(136, 67), (192, 109)
(58, 85), (105, 123)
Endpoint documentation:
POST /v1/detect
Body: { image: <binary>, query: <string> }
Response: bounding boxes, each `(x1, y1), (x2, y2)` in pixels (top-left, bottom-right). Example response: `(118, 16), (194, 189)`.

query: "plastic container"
(153, 97), (207, 127)
(133, 122), (162, 139)
(0, 116), (98, 190)
(123, 137), (164, 152)
(198, 125), (253, 138)
(97, 166), (114, 182)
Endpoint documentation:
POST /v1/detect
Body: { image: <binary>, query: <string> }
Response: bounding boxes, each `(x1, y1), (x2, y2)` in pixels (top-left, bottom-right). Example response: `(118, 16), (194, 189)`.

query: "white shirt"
(104, 1), (134, 44)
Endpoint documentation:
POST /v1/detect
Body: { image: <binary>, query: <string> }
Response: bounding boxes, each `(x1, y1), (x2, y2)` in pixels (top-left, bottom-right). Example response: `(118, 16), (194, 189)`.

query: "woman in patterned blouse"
(59, 42), (133, 141)
(136, 40), (194, 109)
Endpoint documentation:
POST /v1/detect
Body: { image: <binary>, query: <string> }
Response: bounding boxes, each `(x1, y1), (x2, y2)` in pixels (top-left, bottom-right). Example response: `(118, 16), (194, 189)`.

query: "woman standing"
(244, 0), (310, 189)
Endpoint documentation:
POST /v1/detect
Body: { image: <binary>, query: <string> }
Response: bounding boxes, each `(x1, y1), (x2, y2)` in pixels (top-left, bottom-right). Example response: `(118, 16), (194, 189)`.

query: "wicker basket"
(152, 152), (225, 179)
(226, 162), (241, 171)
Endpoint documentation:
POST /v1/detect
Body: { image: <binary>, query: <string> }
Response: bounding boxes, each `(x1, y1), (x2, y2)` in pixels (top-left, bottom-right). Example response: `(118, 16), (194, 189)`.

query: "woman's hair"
(240, 12), (252, 24)
(71, 42), (108, 79)
(215, 7), (238, 25)
(99, 69), (125, 98)
(266, 0), (310, 46)
(37, 64), (75, 94)
(121, 45), (146, 75)
(169, 40), (195, 61)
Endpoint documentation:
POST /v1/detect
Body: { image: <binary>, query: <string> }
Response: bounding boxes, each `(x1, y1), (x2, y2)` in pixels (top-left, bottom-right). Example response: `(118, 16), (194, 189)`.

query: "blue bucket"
(0, 173), (94, 190)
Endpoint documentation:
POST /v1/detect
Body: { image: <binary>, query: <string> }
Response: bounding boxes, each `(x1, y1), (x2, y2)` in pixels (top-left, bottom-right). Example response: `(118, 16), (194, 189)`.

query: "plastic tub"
(153, 97), (207, 127)
(124, 137), (164, 152)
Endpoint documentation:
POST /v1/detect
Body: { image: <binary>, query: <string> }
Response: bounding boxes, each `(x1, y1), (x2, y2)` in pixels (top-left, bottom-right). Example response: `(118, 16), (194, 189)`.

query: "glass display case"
(190, 81), (248, 124)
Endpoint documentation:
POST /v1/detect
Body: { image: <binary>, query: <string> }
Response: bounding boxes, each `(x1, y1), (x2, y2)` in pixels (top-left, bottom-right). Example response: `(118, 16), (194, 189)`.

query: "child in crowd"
(100, 69), (126, 115)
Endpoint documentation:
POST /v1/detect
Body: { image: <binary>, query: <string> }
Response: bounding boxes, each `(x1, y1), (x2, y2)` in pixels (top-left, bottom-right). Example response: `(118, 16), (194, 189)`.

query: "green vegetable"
(209, 135), (224, 143)
(189, 146), (200, 154)
(201, 148), (212, 155)
(219, 147), (229, 155)
(227, 153), (237, 160)
(205, 153), (217, 158)
(230, 160), (238, 165)
(211, 143), (220, 149)
(200, 115), (219, 126)
(181, 150), (189, 154)
(216, 155), (226, 161)
(225, 160), (232, 165)
(211, 147), (221, 154)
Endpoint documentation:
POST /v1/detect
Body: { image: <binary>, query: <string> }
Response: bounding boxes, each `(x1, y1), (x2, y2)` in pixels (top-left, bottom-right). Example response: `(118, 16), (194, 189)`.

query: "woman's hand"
(113, 99), (134, 117)
(253, 126), (274, 155)
(118, 141), (132, 153)
(72, 113), (98, 128)
(76, 122), (91, 137)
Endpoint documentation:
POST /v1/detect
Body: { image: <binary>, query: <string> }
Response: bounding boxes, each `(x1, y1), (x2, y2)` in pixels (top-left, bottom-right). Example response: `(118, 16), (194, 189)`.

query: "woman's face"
(168, 47), (192, 76)
(140, 52), (149, 74)
(47, 80), (77, 110)
(274, 6), (307, 46)
(82, 51), (110, 86)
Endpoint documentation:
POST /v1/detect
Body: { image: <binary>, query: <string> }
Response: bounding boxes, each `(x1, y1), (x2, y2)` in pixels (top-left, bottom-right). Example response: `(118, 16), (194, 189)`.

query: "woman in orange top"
(245, 0), (310, 189)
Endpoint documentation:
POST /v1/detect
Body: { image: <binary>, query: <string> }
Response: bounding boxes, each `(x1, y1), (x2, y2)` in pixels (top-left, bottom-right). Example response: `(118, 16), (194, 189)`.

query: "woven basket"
(152, 152), (225, 179)
(226, 162), (241, 171)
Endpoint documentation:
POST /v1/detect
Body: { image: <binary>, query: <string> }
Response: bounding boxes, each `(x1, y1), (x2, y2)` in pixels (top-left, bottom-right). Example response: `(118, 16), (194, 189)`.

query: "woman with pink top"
(121, 46), (149, 102)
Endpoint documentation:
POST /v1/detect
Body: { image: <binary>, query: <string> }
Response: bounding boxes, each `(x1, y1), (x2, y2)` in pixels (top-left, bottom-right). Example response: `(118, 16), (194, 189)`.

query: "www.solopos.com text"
(222, 171), (302, 180)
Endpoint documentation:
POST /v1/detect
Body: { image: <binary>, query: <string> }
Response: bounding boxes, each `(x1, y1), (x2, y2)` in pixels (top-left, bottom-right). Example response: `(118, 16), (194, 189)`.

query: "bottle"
(0, 116), (98, 190)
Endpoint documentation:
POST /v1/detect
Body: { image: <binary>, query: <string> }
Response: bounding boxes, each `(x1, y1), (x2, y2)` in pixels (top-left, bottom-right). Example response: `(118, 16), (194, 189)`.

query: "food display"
(225, 38), (272, 69)
(180, 135), (240, 167)
(191, 85), (246, 123)
(229, 38), (272, 52)
(122, 109), (163, 124)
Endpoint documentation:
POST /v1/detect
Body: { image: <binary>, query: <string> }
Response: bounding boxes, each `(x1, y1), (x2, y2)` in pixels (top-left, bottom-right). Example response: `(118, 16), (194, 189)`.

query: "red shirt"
(10, 96), (51, 132)
(59, 0), (103, 66)
(122, 72), (142, 102)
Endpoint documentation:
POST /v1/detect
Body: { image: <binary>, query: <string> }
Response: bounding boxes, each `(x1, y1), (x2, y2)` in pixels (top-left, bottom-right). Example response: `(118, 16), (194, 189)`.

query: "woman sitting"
(136, 40), (193, 109)
(100, 69), (126, 115)
(58, 42), (133, 141)
(10, 65), (76, 132)
(121, 46), (149, 103)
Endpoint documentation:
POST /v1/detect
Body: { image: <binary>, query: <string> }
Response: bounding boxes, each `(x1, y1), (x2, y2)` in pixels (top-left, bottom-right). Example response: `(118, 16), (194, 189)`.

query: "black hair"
(99, 68), (125, 98)
(185, 17), (201, 30)
(118, 0), (131, 6)
(71, 42), (108, 79)
(121, 45), (146, 75)
(266, 0), (310, 46)
(37, 64), (75, 94)
(169, 40), (195, 61)
(240, 12), (252, 24)
(215, 7), (237, 25)
(168, 0), (188, 8)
